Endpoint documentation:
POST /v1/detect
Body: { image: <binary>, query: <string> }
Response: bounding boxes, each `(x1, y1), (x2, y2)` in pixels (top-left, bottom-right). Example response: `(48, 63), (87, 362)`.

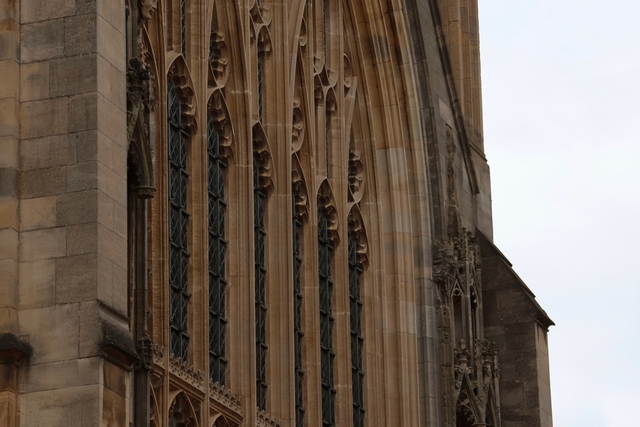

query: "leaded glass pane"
(168, 80), (190, 362)
(349, 235), (365, 427)
(208, 113), (228, 385)
(293, 195), (305, 426)
(254, 149), (268, 411)
(318, 210), (335, 427)
(181, 0), (187, 58)
(257, 52), (265, 123)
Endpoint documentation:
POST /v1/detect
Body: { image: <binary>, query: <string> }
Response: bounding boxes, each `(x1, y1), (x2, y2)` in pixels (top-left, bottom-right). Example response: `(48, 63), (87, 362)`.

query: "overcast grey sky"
(479, 0), (640, 425)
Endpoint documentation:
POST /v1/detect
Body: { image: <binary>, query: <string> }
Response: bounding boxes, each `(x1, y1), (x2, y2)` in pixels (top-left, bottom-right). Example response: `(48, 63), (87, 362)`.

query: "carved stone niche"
(348, 145), (364, 203)
(317, 179), (340, 246)
(252, 123), (274, 193)
(168, 58), (198, 130)
(291, 83), (305, 153)
(208, 90), (234, 162)
(348, 205), (369, 267)
(292, 154), (309, 220)
(250, 0), (272, 51)
(208, 30), (229, 90)
(432, 229), (481, 297)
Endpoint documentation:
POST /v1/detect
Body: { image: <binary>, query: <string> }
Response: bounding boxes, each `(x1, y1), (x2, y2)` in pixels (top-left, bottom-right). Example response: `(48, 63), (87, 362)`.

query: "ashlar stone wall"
(0, 1), (133, 425)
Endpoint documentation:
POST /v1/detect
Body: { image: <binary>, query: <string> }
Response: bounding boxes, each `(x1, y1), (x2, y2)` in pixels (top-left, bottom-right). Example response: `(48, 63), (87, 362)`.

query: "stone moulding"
(169, 354), (205, 390)
(256, 409), (281, 427)
(151, 342), (164, 366)
(209, 380), (241, 413)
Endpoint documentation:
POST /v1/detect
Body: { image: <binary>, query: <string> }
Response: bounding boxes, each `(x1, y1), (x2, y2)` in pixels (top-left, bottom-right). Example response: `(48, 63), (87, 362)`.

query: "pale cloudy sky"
(479, 0), (640, 426)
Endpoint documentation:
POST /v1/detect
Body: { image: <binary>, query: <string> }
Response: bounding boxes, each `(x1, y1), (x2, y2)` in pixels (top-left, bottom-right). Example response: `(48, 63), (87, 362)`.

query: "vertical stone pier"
(0, 1), (134, 425)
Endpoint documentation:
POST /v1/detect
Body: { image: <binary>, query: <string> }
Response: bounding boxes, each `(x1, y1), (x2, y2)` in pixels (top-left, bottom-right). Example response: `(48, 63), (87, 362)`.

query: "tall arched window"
(293, 193), (305, 426)
(168, 79), (190, 361)
(318, 209), (335, 427)
(348, 234), (365, 427)
(254, 149), (269, 411)
(208, 113), (228, 385)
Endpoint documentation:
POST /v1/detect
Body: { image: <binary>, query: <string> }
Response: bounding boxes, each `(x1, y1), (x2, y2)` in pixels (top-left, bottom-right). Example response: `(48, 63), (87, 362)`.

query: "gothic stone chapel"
(0, 0), (554, 426)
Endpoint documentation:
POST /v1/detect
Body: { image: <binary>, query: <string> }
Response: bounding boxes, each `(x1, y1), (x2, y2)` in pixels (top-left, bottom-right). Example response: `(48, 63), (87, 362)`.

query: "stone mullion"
(226, 3), (256, 422)
(330, 18), (354, 427)
(0, 0), (19, 340)
(263, 1), (296, 424)
(185, 0), (208, 389)
(14, 0), (134, 425)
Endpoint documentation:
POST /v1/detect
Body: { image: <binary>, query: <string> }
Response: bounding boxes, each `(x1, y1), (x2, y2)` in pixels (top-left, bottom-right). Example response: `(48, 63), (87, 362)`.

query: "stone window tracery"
(318, 208), (336, 427)
(292, 194), (305, 427)
(207, 113), (228, 386)
(348, 234), (365, 427)
(181, 0), (187, 58)
(254, 155), (268, 411)
(168, 78), (191, 362)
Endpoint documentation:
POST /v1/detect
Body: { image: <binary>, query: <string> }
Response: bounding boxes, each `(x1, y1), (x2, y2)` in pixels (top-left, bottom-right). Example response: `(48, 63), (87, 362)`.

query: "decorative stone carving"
(317, 179), (340, 246)
(292, 155), (309, 220)
(348, 146), (364, 203)
(250, 0), (272, 53)
(169, 392), (200, 427)
(291, 91), (305, 153)
(348, 205), (369, 267)
(152, 343), (164, 365)
(140, 0), (158, 21)
(168, 59), (197, 129)
(252, 123), (274, 193)
(209, 30), (229, 89)
(209, 380), (241, 413)
(208, 91), (234, 162)
(256, 409), (281, 427)
(169, 354), (205, 390)
(134, 337), (154, 371)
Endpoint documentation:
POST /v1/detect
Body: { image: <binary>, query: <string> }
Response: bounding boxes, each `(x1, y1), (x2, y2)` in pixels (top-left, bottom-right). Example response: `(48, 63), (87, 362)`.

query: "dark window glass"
(257, 52), (265, 123)
(168, 80), (190, 361)
(254, 150), (268, 411)
(293, 196), (305, 426)
(181, 0), (187, 58)
(208, 114), (228, 385)
(325, 109), (330, 177)
(349, 235), (365, 427)
(323, 0), (329, 59)
(318, 210), (335, 427)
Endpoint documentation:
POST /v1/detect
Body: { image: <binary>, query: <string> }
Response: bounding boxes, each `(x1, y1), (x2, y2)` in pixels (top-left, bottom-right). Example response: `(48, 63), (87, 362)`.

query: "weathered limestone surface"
(0, 0), (132, 425)
(479, 233), (554, 427)
(0, 1), (553, 426)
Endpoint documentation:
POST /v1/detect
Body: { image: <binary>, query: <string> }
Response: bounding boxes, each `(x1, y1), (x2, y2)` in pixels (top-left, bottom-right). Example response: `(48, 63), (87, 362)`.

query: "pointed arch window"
(318, 210), (336, 427)
(254, 150), (269, 411)
(168, 80), (190, 361)
(349, 235), (365, 427)
(207, 113), (228, 385)
(293, 194), (305, 426)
